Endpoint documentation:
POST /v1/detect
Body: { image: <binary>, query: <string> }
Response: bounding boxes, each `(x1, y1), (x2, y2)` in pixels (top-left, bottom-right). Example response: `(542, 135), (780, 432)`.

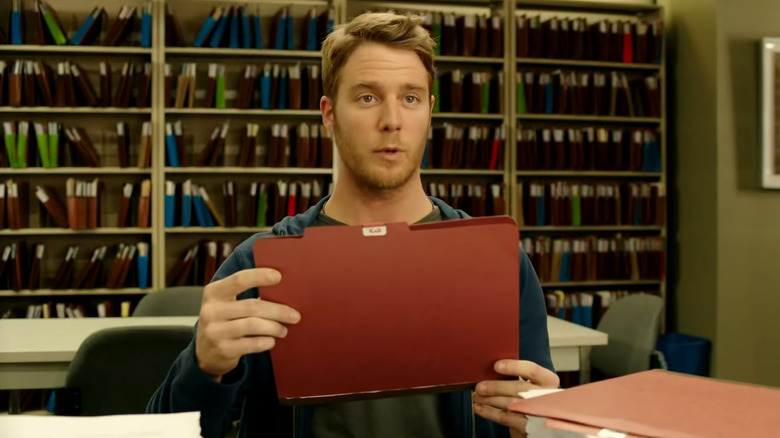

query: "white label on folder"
(362, 226), (387, 237)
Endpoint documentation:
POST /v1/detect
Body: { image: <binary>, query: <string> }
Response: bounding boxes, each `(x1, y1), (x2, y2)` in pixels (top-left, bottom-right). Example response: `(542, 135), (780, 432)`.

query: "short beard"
(332, 118), (426, 191)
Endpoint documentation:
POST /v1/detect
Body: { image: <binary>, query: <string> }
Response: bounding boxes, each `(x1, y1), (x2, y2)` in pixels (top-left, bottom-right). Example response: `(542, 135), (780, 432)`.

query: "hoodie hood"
(271, 194), (470, 236)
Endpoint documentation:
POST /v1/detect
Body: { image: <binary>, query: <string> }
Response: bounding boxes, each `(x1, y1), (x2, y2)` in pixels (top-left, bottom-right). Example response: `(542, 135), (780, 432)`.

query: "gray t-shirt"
(310, 204), (447, 438)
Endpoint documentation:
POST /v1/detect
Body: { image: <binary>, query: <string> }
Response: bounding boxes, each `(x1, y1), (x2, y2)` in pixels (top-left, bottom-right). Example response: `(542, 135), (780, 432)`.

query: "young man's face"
(322, 42), (434, 191)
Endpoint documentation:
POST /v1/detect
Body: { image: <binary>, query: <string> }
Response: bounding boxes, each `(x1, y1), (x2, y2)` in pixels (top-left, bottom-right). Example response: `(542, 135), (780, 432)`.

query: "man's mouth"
(374, 147), (405, 160)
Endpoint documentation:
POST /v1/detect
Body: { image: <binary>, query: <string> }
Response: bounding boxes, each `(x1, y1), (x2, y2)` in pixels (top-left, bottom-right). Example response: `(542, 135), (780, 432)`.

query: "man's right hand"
(195, 268), (301, 381)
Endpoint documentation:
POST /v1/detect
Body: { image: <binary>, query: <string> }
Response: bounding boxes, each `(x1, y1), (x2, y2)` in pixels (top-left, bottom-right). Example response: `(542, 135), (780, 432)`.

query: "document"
(0, 411), (202, 438)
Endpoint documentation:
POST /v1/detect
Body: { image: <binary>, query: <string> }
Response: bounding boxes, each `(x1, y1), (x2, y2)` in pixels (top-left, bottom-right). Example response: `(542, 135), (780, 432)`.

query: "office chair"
(589, 293), (664, 379)
(132, 286), (204, 316)
(62, 326), (193, 416)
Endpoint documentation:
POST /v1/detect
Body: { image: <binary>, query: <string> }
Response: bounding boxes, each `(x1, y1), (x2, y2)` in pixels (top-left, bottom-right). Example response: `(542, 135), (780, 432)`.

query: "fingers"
(473, 403), (528, 432)
(204, 268), (282, 302)
(205, 335), (279, 363)
(494, 360), (560, 388)
(475, 379), (533, 398)
(222, 336), (278, 357)
(206, 317), (290, 340)
(472, 394), (517, 411)
(204, 299), (301, 325)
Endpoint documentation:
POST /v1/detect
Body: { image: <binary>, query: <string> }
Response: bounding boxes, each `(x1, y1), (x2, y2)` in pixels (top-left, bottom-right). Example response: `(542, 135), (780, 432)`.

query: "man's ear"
(429, 94), (435, 120)
(321, 96), (334, 129)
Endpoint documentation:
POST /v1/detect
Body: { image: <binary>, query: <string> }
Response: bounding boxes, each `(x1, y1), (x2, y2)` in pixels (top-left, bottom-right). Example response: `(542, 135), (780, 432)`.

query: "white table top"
(546, 315), (608, 348)
(0, 316), (197, 363)
(0, 315), (606, 364)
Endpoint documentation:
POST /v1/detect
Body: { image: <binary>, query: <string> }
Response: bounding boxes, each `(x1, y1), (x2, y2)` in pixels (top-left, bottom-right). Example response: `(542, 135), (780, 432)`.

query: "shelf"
(0, 288), (149, 297)
(435, 55), (505, 64)
(516, 170), (662, 178)
(165, 108), (321, 117)
(519, 225), (663, 232)
(0, 107), (151, 115)
(421, 169), (504, 176)
(165, 167), (332, 175)
(0, 44), (152, 56)
(164, 47), (322, 59)
(0, 228), (152, 236)
(166, 226), (273, 234)
(518, 114), (662, 123)
(2, 167), (152, 176)
(516, 0), (662, 13)
(517, 57), (661, 70)
(432, 112), (504, 120)
(540, 280), (663, 288)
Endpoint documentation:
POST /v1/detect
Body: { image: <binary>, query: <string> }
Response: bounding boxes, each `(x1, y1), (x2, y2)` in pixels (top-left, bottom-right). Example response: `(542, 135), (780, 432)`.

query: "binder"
(0, 185), (5, 230)
(138, 179), (151, 228)
(141, 3), (152, 48)
(116, 182), (133, 228)
(182, 179), (192, 227)
(165, 122), (179, 167)
(71, 6), (104, 46)
(137, 242), (149, 289)
(253, 215), (520, 404)
(35, 185), (68, 228)
(10, 0), (23, 45)
(165, 180), (175, 227)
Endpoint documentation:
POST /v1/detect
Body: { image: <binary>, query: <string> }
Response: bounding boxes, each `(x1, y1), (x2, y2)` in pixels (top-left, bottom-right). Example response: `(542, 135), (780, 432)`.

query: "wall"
(660, 0), (720, 359)
(714, 0), (780, 386)
(665, 0), (780, 387)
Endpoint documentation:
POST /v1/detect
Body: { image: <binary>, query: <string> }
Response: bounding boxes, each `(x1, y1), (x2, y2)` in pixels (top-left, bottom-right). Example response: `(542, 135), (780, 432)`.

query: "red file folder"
(509, 369), (780, 438)
(253, 215), (520, 404)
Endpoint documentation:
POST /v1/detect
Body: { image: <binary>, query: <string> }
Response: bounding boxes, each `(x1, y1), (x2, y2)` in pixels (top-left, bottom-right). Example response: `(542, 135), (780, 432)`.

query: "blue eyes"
(359, 95), (419, 104)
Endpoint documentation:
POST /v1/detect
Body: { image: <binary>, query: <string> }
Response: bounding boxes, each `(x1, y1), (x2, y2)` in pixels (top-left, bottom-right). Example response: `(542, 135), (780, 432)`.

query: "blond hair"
(320, 11), (436, 101)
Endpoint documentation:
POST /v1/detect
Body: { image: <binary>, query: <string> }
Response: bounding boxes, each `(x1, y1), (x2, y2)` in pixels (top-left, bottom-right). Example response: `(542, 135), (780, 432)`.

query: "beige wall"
(714, 0), (780, 386)
(666, 0), (780, 387)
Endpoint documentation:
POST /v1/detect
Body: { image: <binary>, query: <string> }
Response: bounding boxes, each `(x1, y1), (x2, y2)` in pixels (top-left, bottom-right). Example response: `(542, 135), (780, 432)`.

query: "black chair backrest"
(63, 325), (193, 416)
(132, 287), (204, 317)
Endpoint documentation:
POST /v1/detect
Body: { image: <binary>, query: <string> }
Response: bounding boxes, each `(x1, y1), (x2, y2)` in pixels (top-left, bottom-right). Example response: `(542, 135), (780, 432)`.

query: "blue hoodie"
(147, 195), (555, 438)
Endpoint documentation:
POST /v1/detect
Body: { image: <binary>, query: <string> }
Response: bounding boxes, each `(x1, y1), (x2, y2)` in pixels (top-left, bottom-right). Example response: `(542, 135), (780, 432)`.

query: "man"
(148, 11), (559, 438)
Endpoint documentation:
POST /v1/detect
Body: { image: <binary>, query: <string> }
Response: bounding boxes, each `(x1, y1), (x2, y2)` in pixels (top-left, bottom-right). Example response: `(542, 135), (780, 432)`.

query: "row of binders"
(5, 299), (135, 319)
(420, 10), (503, 58)
(545, 290), (654, 329)
(165, 179), (330, 228)
(423, 181), (506, 217)
(0, 241), (149, 291)
(516, 127), (661, 172)
(7, 1), (150, 47)
(522, 235), (665, 283)
(517, 181), (665, 227)
(0, 179), (151, 230)
(172, 5), (334, 50)
(0, 60), (151, 108)
(517, 70), (661, 118)
(165, 121), (332, 169)
(516, 15), (664, 64)
(2, 121), (152, 168)
(167, 62), (321, 110)
(166, 240), (233, 287)
(422, 124), (505, 170)
(434, 69), (504, 114)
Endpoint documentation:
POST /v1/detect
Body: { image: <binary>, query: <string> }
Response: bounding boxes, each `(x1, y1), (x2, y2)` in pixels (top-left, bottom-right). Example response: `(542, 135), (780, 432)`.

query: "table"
(546, 315), (608, 372)
(0, 315), (606, 392)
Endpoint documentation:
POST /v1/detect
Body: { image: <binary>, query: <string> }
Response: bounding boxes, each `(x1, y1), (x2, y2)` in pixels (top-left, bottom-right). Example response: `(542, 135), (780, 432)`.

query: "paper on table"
(0, 411), (202, 438)
(519, 388), (565, 399)
(520, 389), (628, 438)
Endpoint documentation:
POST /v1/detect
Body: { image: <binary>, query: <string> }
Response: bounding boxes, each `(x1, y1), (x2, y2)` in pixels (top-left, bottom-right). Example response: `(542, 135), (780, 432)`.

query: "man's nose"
(379, 99), (402, 132)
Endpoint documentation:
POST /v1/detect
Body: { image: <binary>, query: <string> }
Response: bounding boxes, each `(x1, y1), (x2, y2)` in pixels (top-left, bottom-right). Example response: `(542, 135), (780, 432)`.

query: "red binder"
(253, 215), (520, 404)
